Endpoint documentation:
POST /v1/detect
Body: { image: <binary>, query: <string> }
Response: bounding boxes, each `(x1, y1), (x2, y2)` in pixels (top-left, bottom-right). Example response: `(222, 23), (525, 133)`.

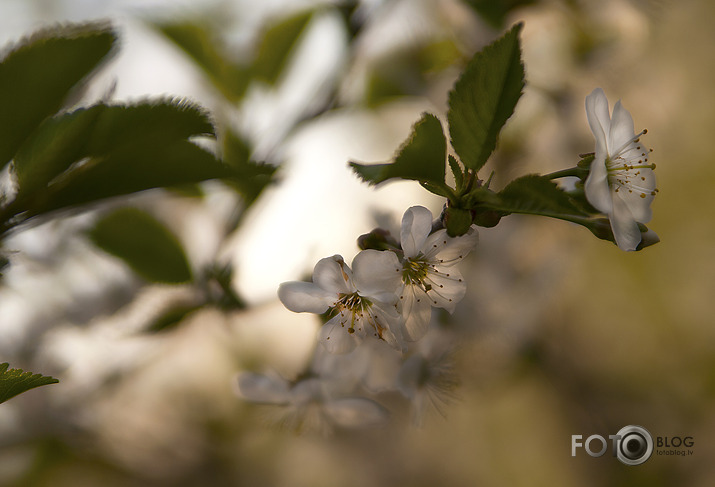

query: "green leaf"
(89, 207), (193, 283)
(84, 99), (215, 154)
(494, 174), (589, 217)
(154, 22), (249, 101)
(445, 207), (472, 237)
(147, 303), (203, 332)
(12, 100), (231, 219)
(447, 23), (524, 172)
(0, 363), (58, 404)
(252, 10), (314, 85)
(0, 22), (117, 169)
(222, 131), (277, 208)
(448, 155), (465, 191)
(27, 141), (232, 218)
(349, 113), (446, 186)
(13, 105), (105, 195)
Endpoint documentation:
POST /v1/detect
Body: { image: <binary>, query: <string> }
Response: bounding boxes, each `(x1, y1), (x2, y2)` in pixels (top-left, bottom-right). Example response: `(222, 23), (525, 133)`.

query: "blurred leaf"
(349, 113), (446, 186)
(13, 106), (105, 195)
(493, 174), (589, 217)
(154, 22), (249, 101)
(447, 23), (524, 172)
(364, 71), (409, 107)
(147, 303), (203, 332)
(25, 141), (232, 217)
(85, 99), (215, 153)
(252, 10), (313, 85)
(417, 39), (462, 73)
(222, 131), (277, 207)
(463, 0), (537, 29)
(0, 22), (116, 170)
(89, 207), (193, 283)
(12, 99), (232, 219)
(0, 363), (58, 404)
(364, 40), (461, 107)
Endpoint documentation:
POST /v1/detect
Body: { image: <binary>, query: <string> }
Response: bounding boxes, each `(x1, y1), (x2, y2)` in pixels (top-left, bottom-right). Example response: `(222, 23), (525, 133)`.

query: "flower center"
(402, 257), (430, 286)
(332, 292), (373, 334)
(605, 129), (658, 199)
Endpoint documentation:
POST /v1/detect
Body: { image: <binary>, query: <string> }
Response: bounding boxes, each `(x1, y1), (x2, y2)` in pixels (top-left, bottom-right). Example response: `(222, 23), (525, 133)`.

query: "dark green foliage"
(155, 22), (250, 101)
(496, 174), (589, 217)
(349, 113), (446, 186)
(447, 23), (524, 172)
(0, 363), (58, 404)
(0, 22), (116, 169)
(89, 207), (193, 283)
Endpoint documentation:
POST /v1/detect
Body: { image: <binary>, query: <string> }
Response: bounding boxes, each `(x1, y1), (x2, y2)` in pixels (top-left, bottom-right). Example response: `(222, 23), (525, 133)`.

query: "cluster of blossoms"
(234, 89), (659, 431)
(236, 206), (478, 430)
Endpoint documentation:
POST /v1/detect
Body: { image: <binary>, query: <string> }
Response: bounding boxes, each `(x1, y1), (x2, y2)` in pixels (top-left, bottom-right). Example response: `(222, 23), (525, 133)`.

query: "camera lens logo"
(571, 425), (654, 465)
(615, 425), (653, 466)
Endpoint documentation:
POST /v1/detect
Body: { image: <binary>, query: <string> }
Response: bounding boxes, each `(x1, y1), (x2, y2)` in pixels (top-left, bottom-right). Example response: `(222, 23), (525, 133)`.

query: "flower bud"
(444, 207), (472, 237)
(357, 228), (399, 251)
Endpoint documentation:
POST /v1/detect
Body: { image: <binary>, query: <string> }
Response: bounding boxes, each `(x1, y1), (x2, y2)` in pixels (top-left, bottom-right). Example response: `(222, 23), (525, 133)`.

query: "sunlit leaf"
(349, 113), (446, 186)
(89, 207), (193, 283)
(0, 363), (58, 404)
(0, 22), (116, 169)
(447, 23), (524, 172)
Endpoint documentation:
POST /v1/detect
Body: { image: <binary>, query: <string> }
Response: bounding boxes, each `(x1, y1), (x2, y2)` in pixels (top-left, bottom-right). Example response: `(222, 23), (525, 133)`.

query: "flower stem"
(543, 167), (587, 180)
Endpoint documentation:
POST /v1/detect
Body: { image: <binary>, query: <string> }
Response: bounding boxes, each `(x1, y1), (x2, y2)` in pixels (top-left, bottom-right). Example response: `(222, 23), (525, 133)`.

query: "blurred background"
(0, 0), (713, 485)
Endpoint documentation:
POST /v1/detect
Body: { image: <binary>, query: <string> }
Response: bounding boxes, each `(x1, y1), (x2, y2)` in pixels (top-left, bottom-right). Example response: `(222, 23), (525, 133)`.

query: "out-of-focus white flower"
(396, 337), (459, 426)
(235, 372), (389, 433)
(584, 88), (657, 251)
(397, 206), (478, 341)
(278, 252), (403, 354)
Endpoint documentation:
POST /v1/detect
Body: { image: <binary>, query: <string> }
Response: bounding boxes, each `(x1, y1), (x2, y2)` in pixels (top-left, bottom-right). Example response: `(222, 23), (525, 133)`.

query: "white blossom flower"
(235, 372), (389, 433)
(584, 88), (657, 251)
(397, 206), (478, 341)
(396, 330), (459, 426)
(278, 252), (403, 354)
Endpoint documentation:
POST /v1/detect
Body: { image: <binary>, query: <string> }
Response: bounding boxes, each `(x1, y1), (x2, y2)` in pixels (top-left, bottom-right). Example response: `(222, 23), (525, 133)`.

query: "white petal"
(425, 268), (466, 313)
(369, 303), (405, 352)
(325, 398), (389, 428)
(610, 195), (641, 251)
(584, 154), (613, 214)
(318, 315), (360, 354)
(290, 378), (323, 405)
(614, 172), (655, 223)
(313, 255), (352, 294)
(236, 372), (290, 404)
(399, 284), (432, 341)
(373, 323), (406, 353)
(396, 355), (424, 399)
(608, 100), (636, 156)
(585, 88), (610, 153)
(422, 226), (479, 265)
(400, 206), (433, 258)
(278, 281), (335, 313)
(352, 249), (401, 301)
